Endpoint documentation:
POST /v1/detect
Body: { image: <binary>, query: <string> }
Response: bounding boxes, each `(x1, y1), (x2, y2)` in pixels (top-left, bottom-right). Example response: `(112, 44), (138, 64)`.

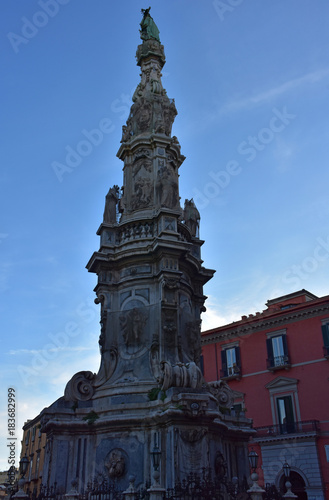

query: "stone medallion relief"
(105, 449), (126, 479)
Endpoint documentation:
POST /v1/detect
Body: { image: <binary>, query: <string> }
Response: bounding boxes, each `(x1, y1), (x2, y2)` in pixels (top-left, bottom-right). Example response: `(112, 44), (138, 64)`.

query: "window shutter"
(322, 325), (329, 347)
(266, 338), (274, 360)
(235, 346), (241, 370)
(221, 350), (227, 377)
(282, 334), (288, 356)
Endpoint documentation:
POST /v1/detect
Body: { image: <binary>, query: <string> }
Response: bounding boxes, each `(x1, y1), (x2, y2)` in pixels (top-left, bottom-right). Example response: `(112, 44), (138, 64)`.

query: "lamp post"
(282, 462), (297, 500)
(283, 462), (290, 480)
(147, 434), (165, 500)
(19, 455), (29, 479)
(247, 448), (265, 500)
(248, 449), (259, 473)
(13, 455), (29, 499)
(150, 443), (161, 473)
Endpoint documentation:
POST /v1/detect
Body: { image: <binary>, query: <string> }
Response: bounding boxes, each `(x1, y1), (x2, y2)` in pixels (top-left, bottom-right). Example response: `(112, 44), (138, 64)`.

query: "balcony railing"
(254, 420), (319, 438)
(220, 364), (241, 380)
(266, 354), (290, 371)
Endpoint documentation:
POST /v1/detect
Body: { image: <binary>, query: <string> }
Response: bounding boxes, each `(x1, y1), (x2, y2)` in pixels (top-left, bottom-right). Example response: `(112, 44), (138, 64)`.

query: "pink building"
(202, 290), (329, 500)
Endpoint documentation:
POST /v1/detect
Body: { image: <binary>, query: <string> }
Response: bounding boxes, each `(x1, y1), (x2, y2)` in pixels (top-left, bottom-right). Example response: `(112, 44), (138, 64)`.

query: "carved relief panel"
(131, 154), (154, 211)
(156, 160), (178, 209)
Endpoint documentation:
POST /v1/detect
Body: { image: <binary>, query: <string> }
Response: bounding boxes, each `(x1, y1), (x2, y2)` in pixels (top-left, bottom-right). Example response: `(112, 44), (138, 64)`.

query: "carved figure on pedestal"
(163, 101), (177, 136)
(120, 307), (148, 349)
(214, 451), (227, 479)
(118, 186), (125, 214)
(121, 124), (132, 142)
(103, 185), (120, 224)
(156, 165), (178, 208)
(150, 336), (161, 382)
(183, 199), (200, 237)
(136, 101), (152, 133)
(131, 177), (153, 210)
(153, 101), (165, 134)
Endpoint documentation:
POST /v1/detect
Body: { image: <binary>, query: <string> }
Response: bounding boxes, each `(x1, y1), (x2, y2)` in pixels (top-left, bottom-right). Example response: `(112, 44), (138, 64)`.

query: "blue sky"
(1, 0), (329, 470)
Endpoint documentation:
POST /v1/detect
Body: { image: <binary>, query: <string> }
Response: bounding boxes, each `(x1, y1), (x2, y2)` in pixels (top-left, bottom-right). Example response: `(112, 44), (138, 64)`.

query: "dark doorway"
(280, 471), (307, 500)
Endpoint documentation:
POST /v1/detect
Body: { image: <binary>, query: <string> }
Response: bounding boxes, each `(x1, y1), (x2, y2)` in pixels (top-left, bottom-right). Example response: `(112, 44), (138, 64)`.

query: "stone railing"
(116, 221), (156, 244)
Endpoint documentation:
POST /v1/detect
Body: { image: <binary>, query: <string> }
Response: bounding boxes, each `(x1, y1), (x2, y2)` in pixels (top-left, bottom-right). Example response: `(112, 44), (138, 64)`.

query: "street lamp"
(248, 449), (259, 473)
(247, 448), (265, 500)
(148, 434), (166, 497)
(150, 443), (161, 472)
(13, 455), (29, 499)
(19, 455), (29, 479)
(282, 462), (297, 500)
(283, 462), (291, 479)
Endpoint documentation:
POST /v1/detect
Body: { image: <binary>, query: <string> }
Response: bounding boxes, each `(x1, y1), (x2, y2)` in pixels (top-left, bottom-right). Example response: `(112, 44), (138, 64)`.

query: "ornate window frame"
(265, 376), (301, 431)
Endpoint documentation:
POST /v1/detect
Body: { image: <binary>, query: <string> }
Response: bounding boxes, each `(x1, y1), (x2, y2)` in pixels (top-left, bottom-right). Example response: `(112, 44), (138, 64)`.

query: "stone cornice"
(201, 301), (329, 345)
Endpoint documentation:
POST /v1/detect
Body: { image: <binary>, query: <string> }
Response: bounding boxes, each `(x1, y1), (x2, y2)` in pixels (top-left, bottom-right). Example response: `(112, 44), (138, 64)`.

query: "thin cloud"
(9, 346), (92, 355)
(201, 296), (241, 330)
(221, 68), (329, 113)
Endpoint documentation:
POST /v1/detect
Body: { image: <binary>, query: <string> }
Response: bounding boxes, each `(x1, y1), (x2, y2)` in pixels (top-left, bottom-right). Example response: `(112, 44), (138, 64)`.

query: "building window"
(266, 376), (301, 434)
(324, 445), (329, 462)
(35, 453), (40, 478)
(25, 430), (30, 446)
(276, 395), (296, 433)
(221, 345), (241, 379)
(321, 323), (329, 358)
(266, 333), (290, 370)
(28, 457), (33, 481)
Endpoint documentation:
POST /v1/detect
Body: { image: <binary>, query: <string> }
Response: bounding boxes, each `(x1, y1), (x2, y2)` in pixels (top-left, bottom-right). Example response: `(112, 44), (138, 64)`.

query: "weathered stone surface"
(39, 9), (253, 492)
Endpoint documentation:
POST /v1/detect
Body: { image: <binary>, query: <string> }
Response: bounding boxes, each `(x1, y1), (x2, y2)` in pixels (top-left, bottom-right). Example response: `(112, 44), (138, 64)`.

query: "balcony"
(220, 364), (241, 380)
(254, 420), (319, 440)
(266, 354), (291, 371)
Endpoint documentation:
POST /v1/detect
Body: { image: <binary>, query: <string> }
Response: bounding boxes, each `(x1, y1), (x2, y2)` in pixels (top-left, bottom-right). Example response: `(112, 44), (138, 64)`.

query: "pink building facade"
(202, 290), (329, 500)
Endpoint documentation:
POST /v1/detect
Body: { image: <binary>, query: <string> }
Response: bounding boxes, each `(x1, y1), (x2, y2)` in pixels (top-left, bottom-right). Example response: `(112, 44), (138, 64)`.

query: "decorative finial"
(140, 6), (160, 42)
